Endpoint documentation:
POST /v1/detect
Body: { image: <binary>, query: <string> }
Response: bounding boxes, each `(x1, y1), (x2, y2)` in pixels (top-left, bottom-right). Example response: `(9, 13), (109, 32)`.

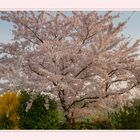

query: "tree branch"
(67, 81), (140, 110)
(74, 62), (93, 78)
(20, 23), (44, 44)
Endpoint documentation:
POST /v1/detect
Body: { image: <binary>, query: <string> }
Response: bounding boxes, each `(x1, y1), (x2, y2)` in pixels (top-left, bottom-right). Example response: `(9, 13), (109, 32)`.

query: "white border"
(0, 130), (140, 140)
(0, 0), (140, 9)
(0, 8), (140, 11)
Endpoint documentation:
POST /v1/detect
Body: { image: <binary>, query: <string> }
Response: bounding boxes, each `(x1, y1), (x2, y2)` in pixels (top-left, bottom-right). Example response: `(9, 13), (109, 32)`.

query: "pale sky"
(0, 11), (140, 43)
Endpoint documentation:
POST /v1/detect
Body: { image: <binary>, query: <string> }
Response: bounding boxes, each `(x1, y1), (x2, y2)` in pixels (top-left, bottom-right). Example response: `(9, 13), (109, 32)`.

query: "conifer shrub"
(108, 99), (140, 129)
(18, 91), (62, 129)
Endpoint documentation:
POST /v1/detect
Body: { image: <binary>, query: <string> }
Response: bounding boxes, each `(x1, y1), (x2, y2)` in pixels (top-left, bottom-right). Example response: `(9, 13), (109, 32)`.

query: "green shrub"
(59, 121), (71, 129)
(0, 116), (13, 129)
(18, 91), (62, 129)
(91, 119), (113, 129)
(108, 99), (140, 129)
(60, 117), (113, 130)
(72, 114), (114, 130)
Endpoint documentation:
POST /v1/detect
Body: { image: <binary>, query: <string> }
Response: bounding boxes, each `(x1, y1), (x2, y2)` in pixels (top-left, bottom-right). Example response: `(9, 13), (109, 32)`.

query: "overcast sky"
(0, 11), (140, 43)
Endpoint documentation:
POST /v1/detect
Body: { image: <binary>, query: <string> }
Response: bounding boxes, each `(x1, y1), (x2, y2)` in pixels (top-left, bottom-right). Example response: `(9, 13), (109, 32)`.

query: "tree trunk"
(58, 90), (73, 124)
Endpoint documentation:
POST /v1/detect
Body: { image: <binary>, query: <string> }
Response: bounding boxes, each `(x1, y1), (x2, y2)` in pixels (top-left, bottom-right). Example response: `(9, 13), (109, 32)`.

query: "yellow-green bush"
(0, 91), (20, 129)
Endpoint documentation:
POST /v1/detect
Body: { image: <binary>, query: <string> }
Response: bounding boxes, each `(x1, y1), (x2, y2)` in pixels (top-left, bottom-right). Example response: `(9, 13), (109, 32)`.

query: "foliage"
(91, 119), (114, 129)
(60, 117), (113, 130)
(1, 90), (140, 129)
(0, 91), (20, 129)
(0, 116), (13, 129)
(18, 91), (62, 129)
(108, 99), (140, 129)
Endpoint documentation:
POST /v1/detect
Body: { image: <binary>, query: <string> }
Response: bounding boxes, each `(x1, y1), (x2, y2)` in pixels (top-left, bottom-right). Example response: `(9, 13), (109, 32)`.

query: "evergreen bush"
(18, 91), (62, 129)
(108, 99), (140, 129)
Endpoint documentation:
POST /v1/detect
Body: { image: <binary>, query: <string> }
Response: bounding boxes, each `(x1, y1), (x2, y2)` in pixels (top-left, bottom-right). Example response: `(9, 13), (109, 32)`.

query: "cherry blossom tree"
(0, 11), (140, 123)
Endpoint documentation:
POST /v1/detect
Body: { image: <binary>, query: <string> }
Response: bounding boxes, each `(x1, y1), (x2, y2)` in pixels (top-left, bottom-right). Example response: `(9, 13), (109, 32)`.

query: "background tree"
(0, 11), (140, 123)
